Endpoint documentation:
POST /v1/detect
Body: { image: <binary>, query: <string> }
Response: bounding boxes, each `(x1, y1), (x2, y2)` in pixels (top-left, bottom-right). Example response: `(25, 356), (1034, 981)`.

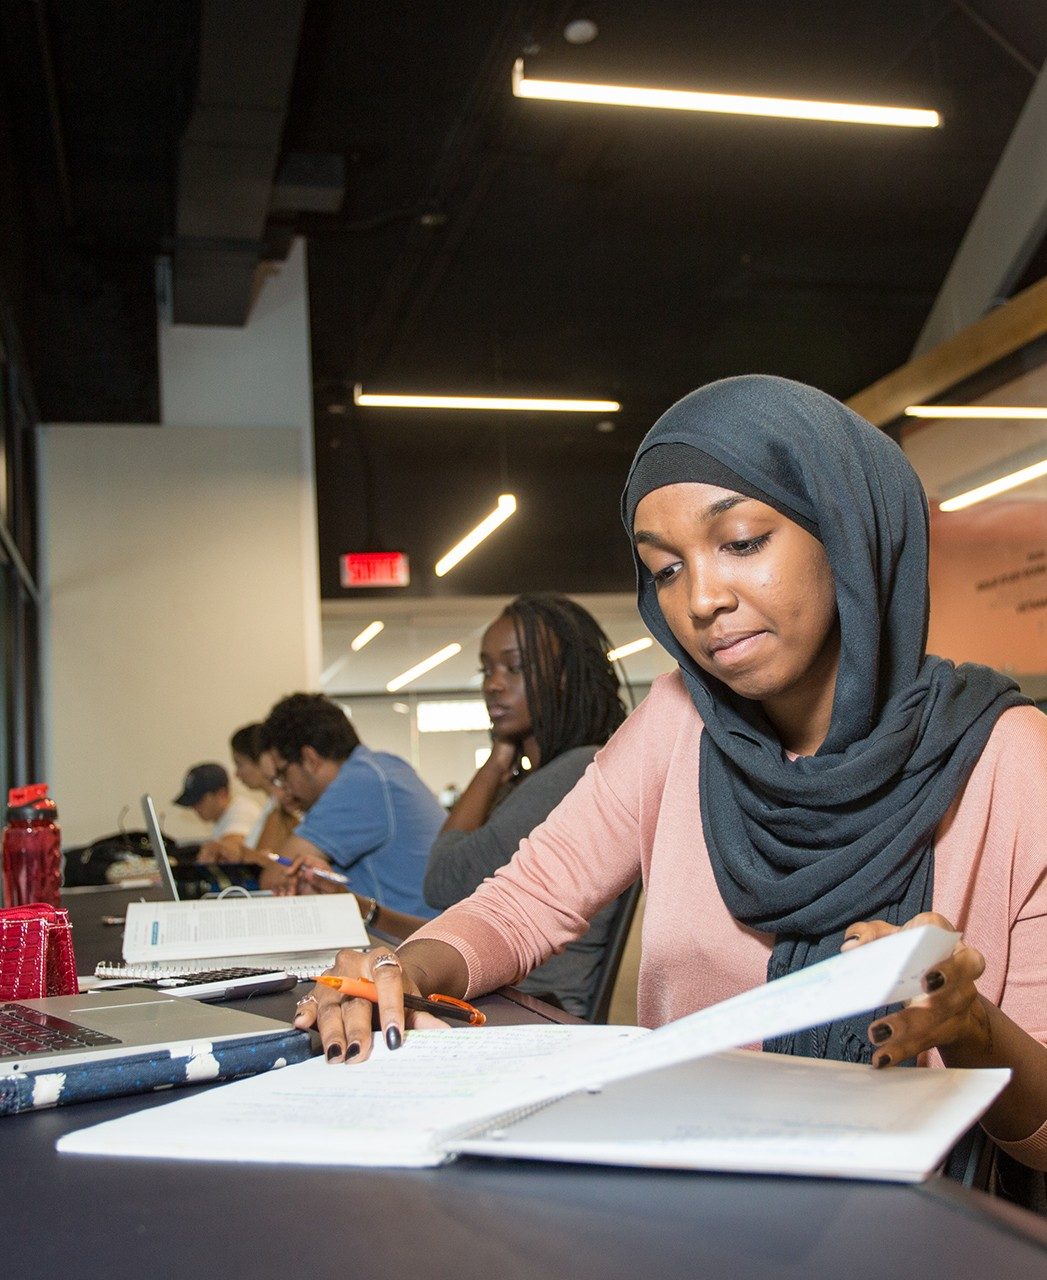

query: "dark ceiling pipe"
(171, 0), (305, 325)
(31, 0), (74, 230)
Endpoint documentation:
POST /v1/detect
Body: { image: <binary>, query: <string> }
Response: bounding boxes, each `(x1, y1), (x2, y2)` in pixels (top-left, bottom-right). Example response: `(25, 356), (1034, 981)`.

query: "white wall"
(37, 425), (318, 845)
(38, 238), (321, 846)
(159, 240), (313, 432)
(159, 237), (322, 686)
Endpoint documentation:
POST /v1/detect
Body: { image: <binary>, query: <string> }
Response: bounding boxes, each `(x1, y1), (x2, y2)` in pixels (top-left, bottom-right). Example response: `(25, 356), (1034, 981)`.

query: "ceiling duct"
(171, 0), (305, 325)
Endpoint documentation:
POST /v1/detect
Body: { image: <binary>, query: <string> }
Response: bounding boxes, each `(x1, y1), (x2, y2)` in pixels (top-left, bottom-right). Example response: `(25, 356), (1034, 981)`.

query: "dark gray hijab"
(622, 375), (1027, 1062)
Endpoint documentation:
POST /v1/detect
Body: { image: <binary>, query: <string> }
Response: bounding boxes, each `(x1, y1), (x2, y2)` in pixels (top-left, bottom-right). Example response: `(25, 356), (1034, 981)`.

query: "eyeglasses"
(269, 759), (298, 790)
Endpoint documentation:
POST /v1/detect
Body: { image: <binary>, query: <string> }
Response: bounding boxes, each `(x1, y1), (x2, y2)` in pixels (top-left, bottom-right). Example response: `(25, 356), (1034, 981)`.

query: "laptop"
(0, 987), (294, 1073)
(142, 793), (186, 900)
(141, 794), (269, 899)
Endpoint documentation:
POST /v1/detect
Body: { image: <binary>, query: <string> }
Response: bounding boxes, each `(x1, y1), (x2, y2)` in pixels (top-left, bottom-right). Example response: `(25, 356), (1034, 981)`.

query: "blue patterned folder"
(0, 1029), (313, 1116)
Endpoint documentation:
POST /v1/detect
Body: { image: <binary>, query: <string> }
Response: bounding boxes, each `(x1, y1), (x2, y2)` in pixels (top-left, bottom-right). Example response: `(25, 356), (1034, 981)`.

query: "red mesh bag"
(0, 903), (80, 999)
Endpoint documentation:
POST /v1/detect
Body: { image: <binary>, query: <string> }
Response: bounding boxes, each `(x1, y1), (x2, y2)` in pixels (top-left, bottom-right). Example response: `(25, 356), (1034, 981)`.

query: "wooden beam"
(912, 57), (1047, 355)
(846, 274), (1047, 428)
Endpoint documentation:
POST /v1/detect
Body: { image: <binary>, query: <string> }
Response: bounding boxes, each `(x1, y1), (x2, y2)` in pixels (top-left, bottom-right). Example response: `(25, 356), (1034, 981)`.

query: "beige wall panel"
(38, 424), (318, 846)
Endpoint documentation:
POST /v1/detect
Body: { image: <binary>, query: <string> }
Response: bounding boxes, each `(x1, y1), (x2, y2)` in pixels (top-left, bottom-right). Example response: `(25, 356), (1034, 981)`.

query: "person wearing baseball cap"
(174, 761), (260, 861)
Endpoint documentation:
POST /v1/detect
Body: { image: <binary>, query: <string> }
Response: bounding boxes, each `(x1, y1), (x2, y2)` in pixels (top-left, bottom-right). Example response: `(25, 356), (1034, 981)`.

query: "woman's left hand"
(841, 912), (991, 1067)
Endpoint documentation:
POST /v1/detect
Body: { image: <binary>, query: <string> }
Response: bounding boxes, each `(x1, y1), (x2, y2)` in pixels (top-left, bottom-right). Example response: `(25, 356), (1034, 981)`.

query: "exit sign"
(340, 551), (410, 588)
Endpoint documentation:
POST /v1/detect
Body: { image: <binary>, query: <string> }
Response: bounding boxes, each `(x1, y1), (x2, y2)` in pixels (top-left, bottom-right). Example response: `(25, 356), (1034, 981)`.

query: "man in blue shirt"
(259, 693), (442, 918)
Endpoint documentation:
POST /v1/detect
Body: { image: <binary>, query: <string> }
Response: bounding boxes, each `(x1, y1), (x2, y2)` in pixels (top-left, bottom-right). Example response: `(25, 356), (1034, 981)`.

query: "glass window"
(0, 305), (42, 794)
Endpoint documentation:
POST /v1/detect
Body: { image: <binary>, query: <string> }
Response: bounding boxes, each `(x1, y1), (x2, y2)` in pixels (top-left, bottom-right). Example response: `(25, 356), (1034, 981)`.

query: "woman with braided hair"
(423, 593), (630, 1017)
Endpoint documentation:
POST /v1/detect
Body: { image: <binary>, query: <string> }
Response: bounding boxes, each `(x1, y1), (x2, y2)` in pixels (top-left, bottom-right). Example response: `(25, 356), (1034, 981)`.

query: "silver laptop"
(0, 987), (293, 1073)
(141, 793), (184, 900)
(141, 793), (269, 900)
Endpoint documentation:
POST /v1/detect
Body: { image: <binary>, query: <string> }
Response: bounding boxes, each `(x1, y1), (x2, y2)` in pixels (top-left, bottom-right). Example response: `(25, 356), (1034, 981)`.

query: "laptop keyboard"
(0, 1003), (121, 1057)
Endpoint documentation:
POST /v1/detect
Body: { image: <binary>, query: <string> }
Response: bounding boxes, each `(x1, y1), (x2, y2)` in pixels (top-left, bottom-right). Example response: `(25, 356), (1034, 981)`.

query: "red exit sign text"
(340, 551), (410, 588)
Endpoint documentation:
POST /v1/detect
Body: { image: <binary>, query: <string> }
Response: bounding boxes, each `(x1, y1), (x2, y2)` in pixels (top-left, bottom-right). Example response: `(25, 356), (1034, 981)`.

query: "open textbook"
(114, 894), (369, 969)
(58, 925), (1010, 1182)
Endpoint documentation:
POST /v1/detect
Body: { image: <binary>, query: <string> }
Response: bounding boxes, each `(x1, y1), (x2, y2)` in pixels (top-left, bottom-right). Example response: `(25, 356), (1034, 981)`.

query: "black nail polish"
(871, 1023), (892, 1043)
(844, 933), (860, 944)
(326, 1044), (343, 1061)
(925, 970), (945, 991)
(874, 1053), (892, 1069)
(385, 1024), (402, 1051)
(346, 1042), (360, 1059)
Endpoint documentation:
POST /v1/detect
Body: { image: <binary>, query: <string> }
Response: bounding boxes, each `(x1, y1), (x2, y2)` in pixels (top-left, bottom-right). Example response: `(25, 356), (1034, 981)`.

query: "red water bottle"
(3, 784), (63, 908)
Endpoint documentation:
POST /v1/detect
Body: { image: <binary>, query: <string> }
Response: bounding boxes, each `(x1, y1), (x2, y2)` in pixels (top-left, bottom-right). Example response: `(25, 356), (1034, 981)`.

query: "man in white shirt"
(173, 762), (260, 862)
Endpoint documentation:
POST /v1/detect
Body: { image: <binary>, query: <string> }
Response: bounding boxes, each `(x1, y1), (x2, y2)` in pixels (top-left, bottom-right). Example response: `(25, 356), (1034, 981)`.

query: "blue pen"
(265, 851), (351, 886)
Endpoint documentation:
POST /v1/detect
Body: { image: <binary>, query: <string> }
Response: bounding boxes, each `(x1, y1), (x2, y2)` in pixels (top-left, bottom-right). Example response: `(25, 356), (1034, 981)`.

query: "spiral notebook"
(58, 925), (1010, 1182)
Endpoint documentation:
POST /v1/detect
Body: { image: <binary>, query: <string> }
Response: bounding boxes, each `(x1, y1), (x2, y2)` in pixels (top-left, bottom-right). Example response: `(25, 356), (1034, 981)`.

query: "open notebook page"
(453, 1050), (1009, 1182)
(57, 1025), (641, 1168)
(538, 924), (961, 1099)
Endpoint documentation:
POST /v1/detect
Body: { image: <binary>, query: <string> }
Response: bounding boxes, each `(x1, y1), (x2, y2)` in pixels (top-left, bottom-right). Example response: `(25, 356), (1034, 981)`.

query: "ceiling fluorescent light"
(417, 701), (492, 733)
(939, 446), (1047, 512)
(607, 637), (654, 663)
(354, 384), (619, 412)
(512, 59), (940, 129)
(435, 495), (517, 577)
(905, 405), (1047, 420)
(386, 643), (463, 693)
(350, 620), (384, 651)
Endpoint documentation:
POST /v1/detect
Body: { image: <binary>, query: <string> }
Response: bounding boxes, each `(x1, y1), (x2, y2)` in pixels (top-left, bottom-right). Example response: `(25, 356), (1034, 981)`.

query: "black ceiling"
(3, 1), (1046, 598)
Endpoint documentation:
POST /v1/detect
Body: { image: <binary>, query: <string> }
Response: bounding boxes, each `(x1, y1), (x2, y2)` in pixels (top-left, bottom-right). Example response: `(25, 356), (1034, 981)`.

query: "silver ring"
(295, 994), (318, 1008)
(371, 953), (402, 974)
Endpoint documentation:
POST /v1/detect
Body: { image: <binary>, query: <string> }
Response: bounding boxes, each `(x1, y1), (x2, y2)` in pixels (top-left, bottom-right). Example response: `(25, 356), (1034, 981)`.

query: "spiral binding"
(440, 1090), (572, 1148)
(94, 952), (336, 980)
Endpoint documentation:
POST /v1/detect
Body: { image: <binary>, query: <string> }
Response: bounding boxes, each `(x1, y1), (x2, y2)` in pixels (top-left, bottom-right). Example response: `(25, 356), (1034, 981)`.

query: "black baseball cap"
(173, 762), (229, 807)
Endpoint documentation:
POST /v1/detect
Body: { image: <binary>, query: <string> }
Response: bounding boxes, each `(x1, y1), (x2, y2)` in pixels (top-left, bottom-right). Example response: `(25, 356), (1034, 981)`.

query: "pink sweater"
(416, 671), (1047, 1169)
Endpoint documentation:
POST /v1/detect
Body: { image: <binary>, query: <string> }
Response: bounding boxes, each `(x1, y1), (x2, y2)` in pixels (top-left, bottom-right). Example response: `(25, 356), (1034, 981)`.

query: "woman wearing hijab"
(295, 376), (1047, 1174)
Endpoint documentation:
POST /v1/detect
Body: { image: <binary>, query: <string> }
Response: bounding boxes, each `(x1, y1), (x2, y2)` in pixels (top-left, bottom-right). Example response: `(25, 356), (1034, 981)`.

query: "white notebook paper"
(119, 894), (368, 963)
(453, 1048), (1008, 1181)
(58, 924), (1010, 1181)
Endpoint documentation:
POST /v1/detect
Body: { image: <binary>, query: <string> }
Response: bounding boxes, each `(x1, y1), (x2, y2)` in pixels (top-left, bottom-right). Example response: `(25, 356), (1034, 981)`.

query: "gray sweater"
(423, 745), (623, 1018)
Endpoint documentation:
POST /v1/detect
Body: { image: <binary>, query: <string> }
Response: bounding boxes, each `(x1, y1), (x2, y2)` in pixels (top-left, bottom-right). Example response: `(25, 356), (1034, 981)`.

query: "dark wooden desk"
(3, 888), (1043, 1280)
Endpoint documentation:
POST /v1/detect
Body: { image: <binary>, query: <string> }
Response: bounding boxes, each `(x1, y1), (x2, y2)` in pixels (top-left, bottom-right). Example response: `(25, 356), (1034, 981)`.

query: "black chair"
(584, 878), (643, 1024)
(951, 1126), (1046, 1214)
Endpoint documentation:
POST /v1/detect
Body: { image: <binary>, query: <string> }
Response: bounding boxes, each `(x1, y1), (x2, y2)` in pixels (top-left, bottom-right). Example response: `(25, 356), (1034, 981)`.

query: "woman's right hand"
(485, 737), (519, 783)
(292, 946), (448, 1063)
(266, 848), (341, 896)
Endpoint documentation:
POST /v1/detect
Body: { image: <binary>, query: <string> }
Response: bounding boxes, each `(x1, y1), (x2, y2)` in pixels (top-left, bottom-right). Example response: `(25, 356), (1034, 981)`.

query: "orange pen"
(312, 974), (486, 1026)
